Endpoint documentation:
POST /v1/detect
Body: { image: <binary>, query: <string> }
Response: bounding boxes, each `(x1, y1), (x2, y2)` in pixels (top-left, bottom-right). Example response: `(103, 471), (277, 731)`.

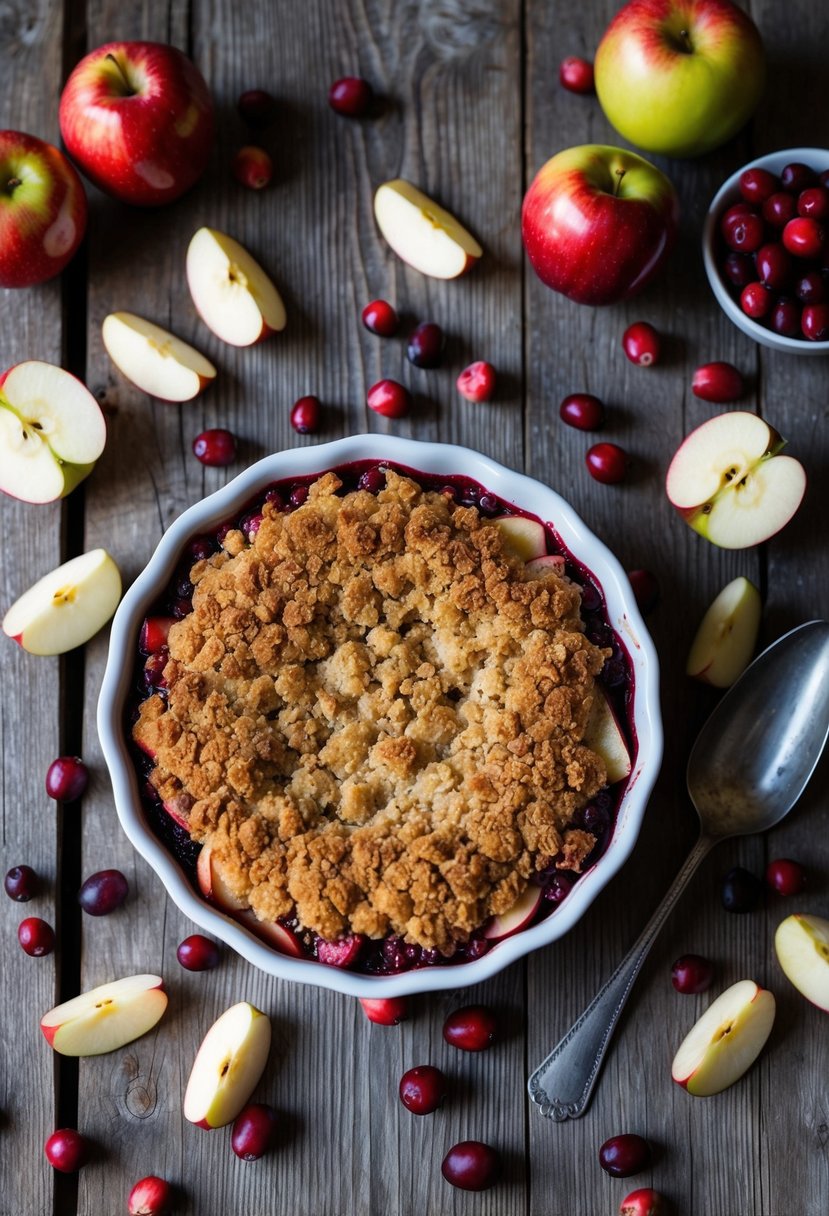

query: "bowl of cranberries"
(703, 148), (829, 354)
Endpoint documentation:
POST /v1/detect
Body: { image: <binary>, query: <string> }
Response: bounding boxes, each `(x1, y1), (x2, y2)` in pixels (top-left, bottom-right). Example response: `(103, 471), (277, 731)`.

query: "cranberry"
(177, 933), (221, 971)
(5, 864), (37, 901)
(627, 569), (659, 615)
(722, 211), (765, 253)
(762, 192), (796, 228)
(18, 916), (55, 956)
(78, 868), (129, 916)
(328, 76), (373, 117)
(755, 242), (792, 290)
(781, 162), (817, 193)
(783, 217), (825, 258)
(599, 1133), (651, 1178)
(143, 651), (168, 689)
(798, 186), (829, 220)
(406, 321), (445, 368)
(771, 298), (800, 337)
(802, 303), (829, 340)
(457, 360), (496, 403)
(621, 321), (660, 366)
(559, 56), (594, 94)
(795, 271), (825, 303)
(443, 1004), (497, 1052)
(263, 488), (284, 509)
(366, 378), (411, 419)
(140, 616), (175, 654)
(740, 281), (773, 318)
(128, 1174), (173, 1215)
(583, 802), (611, 834)
(357, 466), (386, 493)
(721, 865), (763, 913)
(317, 934), (365, 967)
(586, 442), (628, 485)
(739, 167), (778, 204)
(44, 1128), (90, 1172)
(290, 394), (321, 434)
(671, 953), (714, 994)
(399, 1065), (447, 1114)
(232, 145), (272, 190)
(691, 361), (744, 403)
(719, 202), (753, 241)
(620, 1187), (667, 1216)
(237, 89), (276, 128)
(193, 428), (236, 467)
(722, 251), (755, 287)
(559, 392), (604, 431)
(544, 870), (577, 903)
(361, 298), (399, 337)
(441, 1141), (500, 1191)
(359, 996), (408, 1025)
(171, 596), (192, 619)
(289, 485), (309, 508)
(231, 1102), (278, 1160)
(45, 756), (88, 801)
(765, 858), (807, 897)
(240, 512), (262, 539)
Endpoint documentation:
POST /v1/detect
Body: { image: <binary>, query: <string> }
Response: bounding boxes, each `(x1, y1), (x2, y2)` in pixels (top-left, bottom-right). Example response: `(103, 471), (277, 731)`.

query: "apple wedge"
(774, 914), (829, 1012)
(102, 312), (217, 402)
(196, 842), (247, 912)
(666, 412), (806, 550)
(584, 689), (631, 784)
(3, 549), (122, 655)
(41, 974), (167, 1056)
(186, 227), (286, 346)
(374, 180), (482, 279)
(236, 909), (304, 959)
(492, 515), (547, 561)
(525, 554), (566, 577)
(183, 1001), (271, 1128)
(686, 576), (762, 688)
(483, 883), (543, 942)
(671, 979), (775, 1096)
(0, 361), (106, 503)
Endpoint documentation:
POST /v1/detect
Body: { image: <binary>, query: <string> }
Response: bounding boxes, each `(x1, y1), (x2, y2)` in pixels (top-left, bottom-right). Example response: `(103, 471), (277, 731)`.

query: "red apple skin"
(39, 976), (166, 1049)
(522, 145), (679, 306)
(59, 42), (214, 206)
(0, 130), (87, 287)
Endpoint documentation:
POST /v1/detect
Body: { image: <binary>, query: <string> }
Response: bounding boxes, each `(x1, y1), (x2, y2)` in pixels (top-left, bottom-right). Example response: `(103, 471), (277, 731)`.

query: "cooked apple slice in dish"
(483, 883), (543, 942)
(525, 554), (566, 577)
(775, 914), (829, 1011)
(373, 179), (482, 279)
(671, 979), (775, 1096)
(196, 842), (247, 912)
(186, 227), (286, 346)
(41, 974), (167, 1056)
(184, 1001), (271, 1128)
(102, 312), (217, 402)
(3, 549), (122, 655)
(686, 576), (762, 688)
(492, 515), (547, 561)
(584, 688), (631, 785)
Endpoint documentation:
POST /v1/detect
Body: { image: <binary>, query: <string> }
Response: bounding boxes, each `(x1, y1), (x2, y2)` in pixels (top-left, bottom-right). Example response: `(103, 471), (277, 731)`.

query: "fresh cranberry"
(722, 251), (755, 287)
(328, 76), (373, 117)
(671, 953), (714, 994)
(193, 428), (236, 467)
(765, 858), (807, 896)
(721, 865), (763, 912)
(443, 1004), (497, 1052)
(231, 1102), (278, 1160)
(177, 933), (221, 971)
(620, 1187), (667, 1216)
(44, 1129), (90, 1173)
(441, 1141), (500, 1191)
(367, 379), (411, 419)
(763, 192), (796, 228)
(691, 361), (744, 403)
(543, 870), (578, 903)
(722, 211), (765, 253)
(740, 281), (773, 318)
(586, 442), (628, 484)
(361, 298), (399, 337)
(798, 186), (829, 219)
(739, 167), (778, 204)
(755, 242), (792, 290)
(78, 868), (129, 916)
(290, 394), (321, 434)
(621, 321), (660, 366)
(802, 303), (829, 340)
(128, 1174), (173, 1215)
(627, 569), (659, 615)
(237, 89), (276, 128)
(719, 202), (752, 241)
(783, 217), (825, 258)
(399, 1065), (448, 1114)
(5, 864), (37, 901)
(359, 996), (408, 1025)
(18, 917), (55, 956)
(357, 466), (386, 493)
(45, 756), (88, 802)
(781, 162), (817, 193)
(406, 322), (445, 368)
(457, 360), (496, 402)
(771, 298), (800, 336)
(559, 392), (604, 431)
(232, 145), (272, 190)
(599, 1133), (651, 1178)
(795, 271), (825, 303)
(559, 56), (594, 94)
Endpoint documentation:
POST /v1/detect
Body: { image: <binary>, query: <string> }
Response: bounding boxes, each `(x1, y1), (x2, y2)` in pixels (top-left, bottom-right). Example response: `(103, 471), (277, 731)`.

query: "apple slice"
(492, 515), (547, 561)
(196, 842), (247, 912)
(774, 914), (829, 1012)
(236, 909), (304, 959)
(373, 180), (482, 279)
(140, 615), (176, 654)
(162, 791), (192, 831)
(102, 312), (217, 402)
(41, 974), (167, 1056)
(584, 689), (631, 784)
(666, 412), (806, 549)
(3, 548), (122, 655)
(0, 361), (106, 503)
(483, 883), (543, 942)
(186, 227), (286, 346)
(671, 979), (775, 1096)
(686, 577), (762, 688)
(183, 1001), (271, 1128)
(525, 554), (566, 577)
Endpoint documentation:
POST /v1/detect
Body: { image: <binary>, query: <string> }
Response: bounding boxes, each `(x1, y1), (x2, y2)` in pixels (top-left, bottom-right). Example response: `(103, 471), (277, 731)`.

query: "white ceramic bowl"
(703, 147), (829, 355)
(98, 435), (662, 997)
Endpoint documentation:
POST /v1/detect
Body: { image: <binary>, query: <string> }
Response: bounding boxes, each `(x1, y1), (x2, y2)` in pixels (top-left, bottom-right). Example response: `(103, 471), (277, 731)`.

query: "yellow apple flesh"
(41, 974), (167, 1056)
(671, 979), (775, 1096)
(102, 311), (217, 401)
(186, 227), (286, 346)
(686, 576), (762, 688)
(183, 1001), (271, 1129)
(775, 914), (829, 1012)
(373, 180), (482, 279)
(3, 548), (122, 655)
(584, 689), (632, 785)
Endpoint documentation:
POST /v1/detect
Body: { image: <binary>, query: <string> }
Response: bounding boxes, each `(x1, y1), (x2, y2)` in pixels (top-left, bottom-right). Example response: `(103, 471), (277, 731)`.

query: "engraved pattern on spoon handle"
(528, 833), (717, 1121)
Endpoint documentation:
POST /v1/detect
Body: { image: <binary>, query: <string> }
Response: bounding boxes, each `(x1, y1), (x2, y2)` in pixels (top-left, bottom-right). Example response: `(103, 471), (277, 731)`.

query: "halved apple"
(373, 180), (482, 279)
(774, 914), (829, 1012)
(102, 312), (217, 402)
(671, 979), (775, 1096)
(525, 554), (566, 578)
(492, 515), (547, 561)
(666, 412), (806, 549)
(41, 974), (167, 1056)
(0, 361), (106, 503)
(483, 883), (543, 942)
(183, 1001), (271, 1128)
(584, 689), (631, 784)
(686, 576), (761, 688)
(3, 548), (122, 655)
(186, 227), (286, 346)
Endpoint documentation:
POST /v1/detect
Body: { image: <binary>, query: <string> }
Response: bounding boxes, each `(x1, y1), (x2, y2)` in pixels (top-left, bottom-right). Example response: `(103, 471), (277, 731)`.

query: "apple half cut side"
(0, 361), (106, 504)
(492, 515), (547, 561)
(774, 914), (829, 1012)
(41, 974), (167, 1056)
(3, 548), (122, 656)
(186, 227), (286, 347)
(666, 412), (806, 550)
(671, 979), (775, 1096)
(583, 688), (631, 785)
(373, 180), (482, 280)
(686, 576), (761, 688)
(483, 883), (543, 942)
(183, 1001), (271, 1128)
(102, 312), (217, 402)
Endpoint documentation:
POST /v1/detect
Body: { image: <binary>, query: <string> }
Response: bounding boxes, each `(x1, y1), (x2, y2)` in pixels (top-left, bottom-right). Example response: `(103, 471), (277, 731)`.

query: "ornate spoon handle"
(528, 833), (716, 1120)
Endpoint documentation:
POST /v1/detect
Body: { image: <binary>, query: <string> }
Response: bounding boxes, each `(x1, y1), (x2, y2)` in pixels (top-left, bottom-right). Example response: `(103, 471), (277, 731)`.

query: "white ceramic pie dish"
(98, 434), (662, 997)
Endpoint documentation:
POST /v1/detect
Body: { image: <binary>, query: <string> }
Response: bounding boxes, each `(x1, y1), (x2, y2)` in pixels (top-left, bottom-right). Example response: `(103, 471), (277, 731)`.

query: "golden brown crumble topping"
(133, 470), (609, 953)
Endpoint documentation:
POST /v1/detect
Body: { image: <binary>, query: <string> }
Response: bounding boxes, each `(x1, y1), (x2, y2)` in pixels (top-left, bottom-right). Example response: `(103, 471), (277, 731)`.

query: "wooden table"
(2, 2), (827, 1213)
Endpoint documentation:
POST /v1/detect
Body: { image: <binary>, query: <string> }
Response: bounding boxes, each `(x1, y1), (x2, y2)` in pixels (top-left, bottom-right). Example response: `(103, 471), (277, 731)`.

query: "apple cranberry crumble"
(132, 466), (622, 963)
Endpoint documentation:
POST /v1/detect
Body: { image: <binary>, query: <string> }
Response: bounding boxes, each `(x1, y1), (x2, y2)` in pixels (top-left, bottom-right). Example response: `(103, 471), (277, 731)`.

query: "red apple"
(59, 41), (214, 206)
(0, 130), (87, 288)
(522, 145), (679, 305)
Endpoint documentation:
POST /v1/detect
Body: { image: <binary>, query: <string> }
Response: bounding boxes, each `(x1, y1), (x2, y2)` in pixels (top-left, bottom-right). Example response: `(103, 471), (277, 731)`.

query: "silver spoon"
(528, 619), (829, 1121)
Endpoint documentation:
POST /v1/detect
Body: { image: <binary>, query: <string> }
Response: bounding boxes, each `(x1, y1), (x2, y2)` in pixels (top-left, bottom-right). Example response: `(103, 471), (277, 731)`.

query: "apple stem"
(4, 176), (21, 195)
(613, 169), (626, 197)
(679, 28), (693, 53)
(104, 52), (136, 96)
